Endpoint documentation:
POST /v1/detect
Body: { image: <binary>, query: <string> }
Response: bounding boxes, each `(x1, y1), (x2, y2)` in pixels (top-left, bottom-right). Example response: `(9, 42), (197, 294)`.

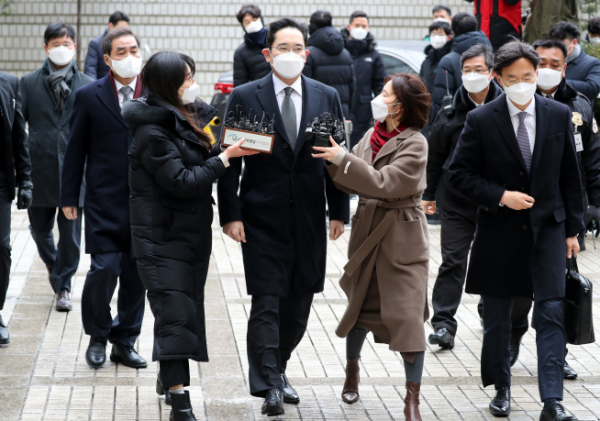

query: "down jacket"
(124, 96), (223, 362)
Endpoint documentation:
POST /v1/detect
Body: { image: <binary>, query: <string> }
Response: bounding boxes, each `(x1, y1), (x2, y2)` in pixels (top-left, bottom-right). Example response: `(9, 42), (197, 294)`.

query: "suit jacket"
(61, 73), (142, 254)
(21, 60), (93, 207)
(217, 73), (350, 296)
(0, 71), (31, 198)
(84, 29), (110, 80)
(565, 48), (600, 103)
(449, 93), (584, 301)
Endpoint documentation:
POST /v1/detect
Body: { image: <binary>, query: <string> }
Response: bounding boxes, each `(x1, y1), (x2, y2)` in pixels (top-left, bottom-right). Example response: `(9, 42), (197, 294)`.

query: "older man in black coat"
(62, 28), (147, 370)
(0, 70), (33, 345)
(218, 18), (349, 416)
(449, 41), (584, 421)
(22, 23), (93, 312)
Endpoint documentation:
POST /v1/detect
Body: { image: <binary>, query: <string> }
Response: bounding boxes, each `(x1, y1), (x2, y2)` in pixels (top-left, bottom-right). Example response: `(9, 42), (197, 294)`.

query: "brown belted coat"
(327, 127), (430, 357)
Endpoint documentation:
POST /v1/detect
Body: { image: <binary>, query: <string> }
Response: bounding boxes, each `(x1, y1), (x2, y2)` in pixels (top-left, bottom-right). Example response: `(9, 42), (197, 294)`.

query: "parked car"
(209, 40), (427, 141)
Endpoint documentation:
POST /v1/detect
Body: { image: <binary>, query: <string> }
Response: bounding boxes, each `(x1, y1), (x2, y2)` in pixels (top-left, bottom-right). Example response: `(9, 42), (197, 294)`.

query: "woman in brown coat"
(313, 73), (430, 421)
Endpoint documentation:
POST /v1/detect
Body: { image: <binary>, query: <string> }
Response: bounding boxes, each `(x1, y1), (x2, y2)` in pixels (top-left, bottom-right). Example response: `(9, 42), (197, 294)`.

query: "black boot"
(156, 372), (172, 405)
(169, 390), (197, 421)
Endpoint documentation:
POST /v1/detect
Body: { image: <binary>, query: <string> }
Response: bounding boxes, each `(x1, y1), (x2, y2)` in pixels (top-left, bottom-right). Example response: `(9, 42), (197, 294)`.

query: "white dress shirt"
(114, 77), (138, 109)
(273, 74), (303, 136)
(506, 94), (536, 154)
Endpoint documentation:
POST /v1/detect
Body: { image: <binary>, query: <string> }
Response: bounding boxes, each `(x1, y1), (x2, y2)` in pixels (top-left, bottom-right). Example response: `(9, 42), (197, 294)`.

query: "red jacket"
(471, 0), (522, 50)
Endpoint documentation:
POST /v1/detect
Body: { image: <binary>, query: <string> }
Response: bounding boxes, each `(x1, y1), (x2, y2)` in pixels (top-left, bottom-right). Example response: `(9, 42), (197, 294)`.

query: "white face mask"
(461, 72), (491, 93)
(179, 82), (201, 105)
(433, 17), (450, 23)
(590, 37), (600, 45)
(350, 27), (368, 41)
(109, 54), (143, 79)
(245, 20), (263, 34)
(430, 35), (447, 49)
(536, 67), (564, 90)
(271, 52), (305, 79)
(371, 95), (401, 123)
(501, 78), (538, 106)
(48, 46), (74, 66)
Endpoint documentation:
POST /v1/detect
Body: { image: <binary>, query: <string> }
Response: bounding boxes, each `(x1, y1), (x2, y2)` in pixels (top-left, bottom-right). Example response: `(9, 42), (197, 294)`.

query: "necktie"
(120, 86), (133, 106)
(517, 112), (532, 171)
(282, 87), (297, 148)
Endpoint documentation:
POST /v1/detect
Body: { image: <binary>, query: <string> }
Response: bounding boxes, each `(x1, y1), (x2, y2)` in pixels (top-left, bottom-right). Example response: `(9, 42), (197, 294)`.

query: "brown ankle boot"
(341, 357), (360, 404)
(404, 382), (422, 421)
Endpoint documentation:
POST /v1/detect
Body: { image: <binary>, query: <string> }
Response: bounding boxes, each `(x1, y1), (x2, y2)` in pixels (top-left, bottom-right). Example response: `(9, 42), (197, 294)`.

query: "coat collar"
(95, 73), (142, 130)
(372, 126), (419, 167)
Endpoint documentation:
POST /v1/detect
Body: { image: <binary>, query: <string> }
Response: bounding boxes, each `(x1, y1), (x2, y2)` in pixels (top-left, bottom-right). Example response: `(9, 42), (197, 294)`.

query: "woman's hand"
(224, 138), (260, 159)
(311, 136), (341, 162)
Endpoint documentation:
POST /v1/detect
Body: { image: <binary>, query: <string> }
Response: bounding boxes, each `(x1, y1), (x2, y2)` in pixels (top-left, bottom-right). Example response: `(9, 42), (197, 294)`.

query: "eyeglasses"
(462, 69), (490, 75)
(505, 77), (536, 84)
(271, 45), (305, 54)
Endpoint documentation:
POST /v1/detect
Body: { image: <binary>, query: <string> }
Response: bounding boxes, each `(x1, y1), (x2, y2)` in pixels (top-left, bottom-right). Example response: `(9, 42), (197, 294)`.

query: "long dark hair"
(141, 51), (212, 149)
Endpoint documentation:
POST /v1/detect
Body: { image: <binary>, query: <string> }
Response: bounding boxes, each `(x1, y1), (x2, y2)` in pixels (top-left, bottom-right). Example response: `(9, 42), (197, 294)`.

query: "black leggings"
(346, 326), (425, 383)
(160, 360), (190, 390)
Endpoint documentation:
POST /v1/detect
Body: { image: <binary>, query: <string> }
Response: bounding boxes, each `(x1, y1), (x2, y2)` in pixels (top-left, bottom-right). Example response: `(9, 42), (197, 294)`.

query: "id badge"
(574, 132), (584, 152)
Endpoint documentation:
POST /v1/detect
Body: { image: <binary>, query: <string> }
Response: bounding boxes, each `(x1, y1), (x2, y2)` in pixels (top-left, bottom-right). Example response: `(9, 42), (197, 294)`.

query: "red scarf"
(370, 121), (407, 161)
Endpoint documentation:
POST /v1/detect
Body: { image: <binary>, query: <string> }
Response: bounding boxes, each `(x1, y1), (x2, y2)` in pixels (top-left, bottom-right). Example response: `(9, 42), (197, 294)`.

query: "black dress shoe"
(0, 314), (9, 345)
(261, 388), (284, 416)
(281, 373), (300, 404)
(489, 387), (510, 417)
(428, 328), (455, 349)
(55, 290), (72, 312)
(563, 361), (578, 380)
(540, 402), (577, 421)
(86, 337), (107, 368)
(509, 337), (522, 367)
(110, 343), (148, 368)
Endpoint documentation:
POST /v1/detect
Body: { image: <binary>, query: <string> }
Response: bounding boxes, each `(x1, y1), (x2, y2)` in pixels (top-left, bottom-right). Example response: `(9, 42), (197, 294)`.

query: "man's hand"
(16, 181), (33, 210)
(422, 200), (436, 215)
(500, 191), (535, 210)
(330, 220), (345, 240)
(62, 206), (78, 220)
(223, 221), (246, 243)
(566, 236), (580, 259)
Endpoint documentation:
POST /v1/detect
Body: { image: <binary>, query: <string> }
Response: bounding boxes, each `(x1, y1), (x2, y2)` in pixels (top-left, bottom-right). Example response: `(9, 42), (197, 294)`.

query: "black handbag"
(564, 258), (595, 345)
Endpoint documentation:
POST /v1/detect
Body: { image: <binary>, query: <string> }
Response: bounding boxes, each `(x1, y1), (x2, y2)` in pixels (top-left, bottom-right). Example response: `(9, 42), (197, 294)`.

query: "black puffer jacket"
(419, 41), (453, 94)
(340, 28), (387, 125)
(430, 31), (492, 123)
(424, 80), (503, 204)
(124, 96), (224, 362)
(233, 29), (271, 87)
(304, 26), (355, 119)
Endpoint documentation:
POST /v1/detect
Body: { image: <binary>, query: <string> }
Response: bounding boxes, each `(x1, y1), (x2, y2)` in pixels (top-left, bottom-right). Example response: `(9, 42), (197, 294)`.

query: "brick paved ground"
(2, 195), (600, 420)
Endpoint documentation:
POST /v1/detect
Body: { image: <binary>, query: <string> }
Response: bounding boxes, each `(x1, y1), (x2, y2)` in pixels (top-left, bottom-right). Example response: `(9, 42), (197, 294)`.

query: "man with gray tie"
(218, 18), (349, 417)
(61, 28), (147, 370)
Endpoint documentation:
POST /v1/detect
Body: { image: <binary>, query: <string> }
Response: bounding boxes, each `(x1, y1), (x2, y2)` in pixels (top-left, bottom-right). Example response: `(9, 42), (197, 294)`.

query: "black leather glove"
(16, 181), (33, 210)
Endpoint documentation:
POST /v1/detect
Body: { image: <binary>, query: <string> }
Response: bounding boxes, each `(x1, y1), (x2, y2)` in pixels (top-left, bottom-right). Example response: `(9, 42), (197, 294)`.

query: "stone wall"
(0, 0), (481, 100)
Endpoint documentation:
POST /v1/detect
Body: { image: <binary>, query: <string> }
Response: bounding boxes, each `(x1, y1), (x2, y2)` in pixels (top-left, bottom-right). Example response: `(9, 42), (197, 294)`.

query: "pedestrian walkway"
(2, 201), (600, 420)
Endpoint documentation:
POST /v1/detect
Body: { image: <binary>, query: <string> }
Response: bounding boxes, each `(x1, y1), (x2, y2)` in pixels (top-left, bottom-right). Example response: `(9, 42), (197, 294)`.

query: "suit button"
(523, 225), (528, 230)
(282, 144), (289, 149)
(519, 171), (524, 176)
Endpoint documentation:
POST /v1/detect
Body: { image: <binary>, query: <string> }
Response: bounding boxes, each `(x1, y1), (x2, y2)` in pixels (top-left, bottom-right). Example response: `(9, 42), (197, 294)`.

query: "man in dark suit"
(0, 70), (33, 345)
(84, 11), (130, 80)
(21, 22), (93, 312)
(449, 41), (584, 421)
(218, 18), (349, 417)
(61, 28), (147, 370)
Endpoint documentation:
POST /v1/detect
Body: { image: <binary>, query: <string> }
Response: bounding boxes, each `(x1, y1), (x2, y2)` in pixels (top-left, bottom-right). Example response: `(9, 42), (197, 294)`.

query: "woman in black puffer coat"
(123, 51), (255, 421)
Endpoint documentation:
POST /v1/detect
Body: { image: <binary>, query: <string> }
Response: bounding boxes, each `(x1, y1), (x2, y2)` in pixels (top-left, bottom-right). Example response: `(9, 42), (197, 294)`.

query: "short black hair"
(349, 10), (369, 24)
(101, 27), (140, 56)
(493, 40), (540, 76)
(432, 5), (452, 16)
(549, 21), (580, 41)
(236, 4), (261, 24)
(452, 13), (478, 37)
(109, 11), (130, 26)
(44, 22), (76, 45)
(266, 18), (308, 49)
(532, 38), (568, 62)
(461, 44), (493, 69)
(588, 17), (600, 36)
(310, 10), (332, 29)
(429, 21), (452, 36)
